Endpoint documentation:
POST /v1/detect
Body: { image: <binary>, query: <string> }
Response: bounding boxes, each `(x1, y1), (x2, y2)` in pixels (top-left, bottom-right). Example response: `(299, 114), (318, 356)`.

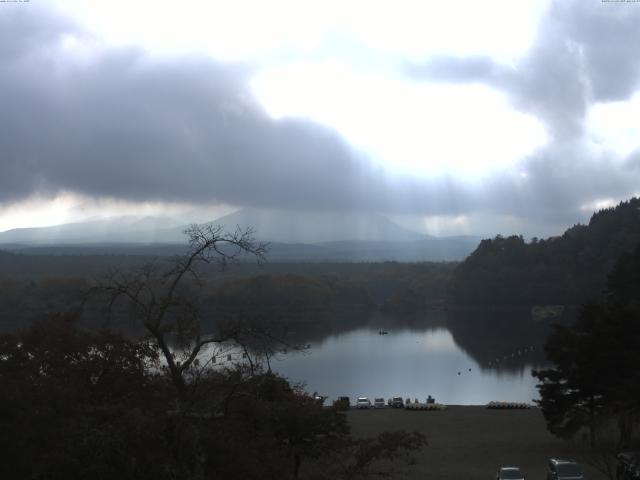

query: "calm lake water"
(196, 309), (556, 405)
(268, 325), (543, 406)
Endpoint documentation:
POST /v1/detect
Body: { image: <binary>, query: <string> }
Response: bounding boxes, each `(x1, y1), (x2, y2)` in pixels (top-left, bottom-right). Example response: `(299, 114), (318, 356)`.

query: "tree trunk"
(293, 453), (301, 480)
(589, 396), (596, 449)
(154, 329), (188, 401)
(618, 413), (631, 448)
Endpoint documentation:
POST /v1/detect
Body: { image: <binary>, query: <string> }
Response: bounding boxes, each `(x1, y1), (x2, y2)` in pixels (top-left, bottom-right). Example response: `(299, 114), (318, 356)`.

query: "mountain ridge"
(0, 208), (430, 245)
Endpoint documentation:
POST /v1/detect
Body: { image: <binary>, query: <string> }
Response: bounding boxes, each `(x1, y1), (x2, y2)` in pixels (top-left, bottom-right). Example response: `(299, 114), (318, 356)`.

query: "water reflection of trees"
(231, 307), (562, 375)
(268, 309), (447, 347)
(445, 308), (576, 373)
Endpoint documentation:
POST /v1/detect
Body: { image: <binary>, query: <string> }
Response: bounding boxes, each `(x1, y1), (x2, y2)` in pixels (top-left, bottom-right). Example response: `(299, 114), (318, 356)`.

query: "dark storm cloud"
(483, 146), (638, 226)
(408, 1), (640, 139)
(0, 6), (531, 219)
(565, 2), (640, 101)
(1, 3), (639, 231)
(405, 0), (640, 221)
(0, 5), (73, 62)
(406, 3), (595, 140)
(0, 7), (496, 219)
(0, 6), (392, 212)
(626, 150), (640, 172)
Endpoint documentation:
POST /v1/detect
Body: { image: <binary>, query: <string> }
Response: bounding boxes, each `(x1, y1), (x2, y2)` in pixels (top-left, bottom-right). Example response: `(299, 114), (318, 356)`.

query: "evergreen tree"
(533, 244), (640, 446)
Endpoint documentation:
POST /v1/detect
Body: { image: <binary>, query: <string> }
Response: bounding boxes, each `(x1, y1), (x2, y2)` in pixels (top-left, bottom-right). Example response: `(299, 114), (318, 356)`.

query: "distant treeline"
(0, 260), (456, 332)
(451, 197), (640, 306)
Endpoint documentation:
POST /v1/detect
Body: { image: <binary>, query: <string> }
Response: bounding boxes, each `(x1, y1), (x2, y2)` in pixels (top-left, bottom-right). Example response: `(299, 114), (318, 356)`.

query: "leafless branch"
(89, 223), (271, 402)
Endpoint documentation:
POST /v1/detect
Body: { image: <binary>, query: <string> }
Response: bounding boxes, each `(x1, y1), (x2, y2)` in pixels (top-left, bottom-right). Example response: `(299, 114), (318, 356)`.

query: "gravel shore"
(347, 406), (605, 480)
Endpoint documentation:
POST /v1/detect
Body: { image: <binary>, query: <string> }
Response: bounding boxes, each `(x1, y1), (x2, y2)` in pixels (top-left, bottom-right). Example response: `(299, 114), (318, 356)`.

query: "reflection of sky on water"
(269, 327), (539, 405)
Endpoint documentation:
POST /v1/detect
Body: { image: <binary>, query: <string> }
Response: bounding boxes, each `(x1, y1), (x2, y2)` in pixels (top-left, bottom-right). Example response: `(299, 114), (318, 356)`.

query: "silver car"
(547, 459), (584, 480)
(373, 397), (386, 408)
(356, 397), (371, 409)
(497, 467), (525, 480)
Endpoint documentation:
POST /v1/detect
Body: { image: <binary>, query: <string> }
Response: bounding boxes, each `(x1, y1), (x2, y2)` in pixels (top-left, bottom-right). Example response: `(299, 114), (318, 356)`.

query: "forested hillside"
(451, 197), (640, 306)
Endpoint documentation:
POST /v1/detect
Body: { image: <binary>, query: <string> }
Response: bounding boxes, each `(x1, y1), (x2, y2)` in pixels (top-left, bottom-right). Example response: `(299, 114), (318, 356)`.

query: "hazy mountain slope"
(210, 208), (427, 243)
(5, 237), (480, 262)
(0, 217), (187, 245)
(0, 209), (480, 261)
(0, 209), (426, 245)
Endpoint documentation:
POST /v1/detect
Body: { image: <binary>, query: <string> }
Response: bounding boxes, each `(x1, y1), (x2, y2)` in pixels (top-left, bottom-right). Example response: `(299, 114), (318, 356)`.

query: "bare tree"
(97, 223), (269, 402)
(88, 224), (428, 480)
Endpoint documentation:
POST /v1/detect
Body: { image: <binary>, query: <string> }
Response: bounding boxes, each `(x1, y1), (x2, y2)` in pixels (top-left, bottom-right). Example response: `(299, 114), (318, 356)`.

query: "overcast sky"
(1, 0), (639, 237)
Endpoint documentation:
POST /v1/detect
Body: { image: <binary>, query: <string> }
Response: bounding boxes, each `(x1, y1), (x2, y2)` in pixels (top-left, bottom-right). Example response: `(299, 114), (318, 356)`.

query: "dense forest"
(533, 243), (640, 455)
(451, 198), (640, 307)
(0, 257), (456, 333)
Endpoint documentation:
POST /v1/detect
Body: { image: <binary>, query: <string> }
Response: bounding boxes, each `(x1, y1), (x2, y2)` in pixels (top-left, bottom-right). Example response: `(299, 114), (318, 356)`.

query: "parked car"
(356, 397), (371, 409)
(391, 397), (405, 408)
(374, 398), (386, 409)
(547, 459), (584, 480)
(496, 466), (525, 480)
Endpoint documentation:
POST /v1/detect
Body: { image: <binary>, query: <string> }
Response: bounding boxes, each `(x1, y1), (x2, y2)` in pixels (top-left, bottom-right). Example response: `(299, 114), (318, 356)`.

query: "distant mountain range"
(0, 216), (186, 245)
(0, 209), (481, 261)
(211, 208), (427, 243)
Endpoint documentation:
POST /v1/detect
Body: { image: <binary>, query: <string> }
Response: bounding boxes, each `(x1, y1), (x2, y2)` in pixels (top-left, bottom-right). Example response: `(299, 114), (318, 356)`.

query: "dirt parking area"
(347, 406), (605, 480)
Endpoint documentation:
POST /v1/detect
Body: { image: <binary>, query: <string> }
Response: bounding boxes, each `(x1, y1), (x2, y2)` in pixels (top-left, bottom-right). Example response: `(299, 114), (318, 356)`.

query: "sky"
(1, 0), (639, 237)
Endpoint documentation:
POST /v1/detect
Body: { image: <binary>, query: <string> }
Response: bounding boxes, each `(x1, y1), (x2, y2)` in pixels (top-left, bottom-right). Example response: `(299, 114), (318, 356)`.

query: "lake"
(195, 308), (558, 405)
(269, 324), (543, 405)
